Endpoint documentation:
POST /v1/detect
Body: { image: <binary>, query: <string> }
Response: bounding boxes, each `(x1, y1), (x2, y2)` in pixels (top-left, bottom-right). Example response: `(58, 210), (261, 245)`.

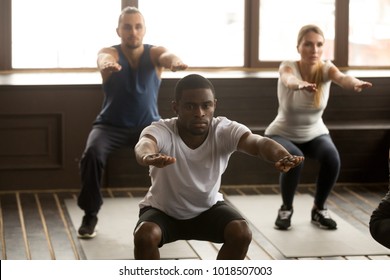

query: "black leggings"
(267, 134), (340, 209)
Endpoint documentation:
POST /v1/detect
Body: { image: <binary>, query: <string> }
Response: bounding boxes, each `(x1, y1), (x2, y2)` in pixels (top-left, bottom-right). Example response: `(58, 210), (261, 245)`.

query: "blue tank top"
(94, 44), (161, 128)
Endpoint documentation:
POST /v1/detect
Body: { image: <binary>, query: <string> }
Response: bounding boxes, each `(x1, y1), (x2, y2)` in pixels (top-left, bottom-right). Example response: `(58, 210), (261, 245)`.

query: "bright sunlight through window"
(12, 0), (120, 69)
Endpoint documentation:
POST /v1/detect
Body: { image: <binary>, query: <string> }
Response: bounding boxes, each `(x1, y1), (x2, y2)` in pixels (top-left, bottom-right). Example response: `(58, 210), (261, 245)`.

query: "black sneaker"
(78, 215), (98, 238)
(311, 208), (337, 230)
(275, 205), (293, 230)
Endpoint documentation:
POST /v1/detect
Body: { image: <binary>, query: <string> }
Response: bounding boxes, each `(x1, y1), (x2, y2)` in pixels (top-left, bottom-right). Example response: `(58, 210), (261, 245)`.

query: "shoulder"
(279, 60), (297, 70)
(149, 45), (168, 66)
(149, 45), (168, 56)
(98, 45), (119, 55)
(214, 116), (250, 132)
(322, 60), (335, 70)
(150, 118), (175, 129)
(213, 116), (234, 126)
(322, 60), (338, 80)
(142, 119), (174, 138)
(279, 61), (298, 76)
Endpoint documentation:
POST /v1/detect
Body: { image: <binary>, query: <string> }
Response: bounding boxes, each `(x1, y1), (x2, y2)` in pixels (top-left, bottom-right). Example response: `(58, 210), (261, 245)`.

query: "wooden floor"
(1, 183), (389, 260)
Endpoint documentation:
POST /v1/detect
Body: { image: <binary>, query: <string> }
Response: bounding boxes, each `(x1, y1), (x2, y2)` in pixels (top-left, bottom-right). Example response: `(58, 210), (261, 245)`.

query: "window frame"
(0, 0), (387, 71)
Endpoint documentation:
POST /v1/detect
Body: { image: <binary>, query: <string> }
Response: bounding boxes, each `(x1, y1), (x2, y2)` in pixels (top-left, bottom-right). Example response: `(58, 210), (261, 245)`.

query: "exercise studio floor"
(1, 183), (389, 260)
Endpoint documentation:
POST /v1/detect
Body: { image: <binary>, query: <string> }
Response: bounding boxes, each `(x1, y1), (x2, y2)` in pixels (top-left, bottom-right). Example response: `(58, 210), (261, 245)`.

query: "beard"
(124, 37), (142, 50)
(189, 129), (208, 136)
(125, 42), (142, 50)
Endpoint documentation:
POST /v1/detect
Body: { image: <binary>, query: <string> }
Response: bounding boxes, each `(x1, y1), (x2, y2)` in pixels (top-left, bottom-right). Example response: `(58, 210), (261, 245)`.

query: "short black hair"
(174, 74), (216, 102)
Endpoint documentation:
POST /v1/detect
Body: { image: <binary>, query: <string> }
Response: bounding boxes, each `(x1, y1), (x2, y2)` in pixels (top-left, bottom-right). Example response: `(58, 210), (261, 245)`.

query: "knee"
(224, 220), (252, 247)
(80, 146), (105, 166)
(83, 145), (100, 159)
(369, 221), (390, 249)
(134, 222), (162, 248)
(322, 148), (341, 168)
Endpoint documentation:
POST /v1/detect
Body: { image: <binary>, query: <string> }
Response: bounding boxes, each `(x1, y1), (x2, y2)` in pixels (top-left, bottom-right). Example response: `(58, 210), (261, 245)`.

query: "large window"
(258, 0), (335, 62)
(139, 0), (245, 67)
(11, 0), (120, 68)
(2, 0), (390, 70)
(349, 0), (390, 66)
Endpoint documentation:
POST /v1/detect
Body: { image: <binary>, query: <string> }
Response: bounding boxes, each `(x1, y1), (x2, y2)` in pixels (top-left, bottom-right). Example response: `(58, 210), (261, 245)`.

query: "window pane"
(139, 0), (244, 67)
(259, 0), (335, 61)
(349, 0), (390, 66)
(12, 0), (120, 69)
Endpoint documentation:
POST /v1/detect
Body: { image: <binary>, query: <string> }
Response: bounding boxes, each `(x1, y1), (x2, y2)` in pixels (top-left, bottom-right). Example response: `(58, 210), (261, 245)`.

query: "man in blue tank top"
(77, 6), (188, 239)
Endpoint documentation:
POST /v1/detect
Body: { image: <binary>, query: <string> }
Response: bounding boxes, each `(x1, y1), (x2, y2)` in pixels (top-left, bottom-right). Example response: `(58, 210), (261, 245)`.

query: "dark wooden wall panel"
(0, 113), (63, 169)
(0, 84), (102, 189)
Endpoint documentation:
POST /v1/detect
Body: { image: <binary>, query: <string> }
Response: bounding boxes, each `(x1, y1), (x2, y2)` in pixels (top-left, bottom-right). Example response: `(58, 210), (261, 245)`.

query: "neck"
(178, 128), (208, 150)
(298, 60), (317, 82)
(121, 44), (144, 68)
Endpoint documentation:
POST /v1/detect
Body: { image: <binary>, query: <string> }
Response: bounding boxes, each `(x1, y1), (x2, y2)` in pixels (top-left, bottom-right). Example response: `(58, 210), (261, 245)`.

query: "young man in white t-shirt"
(133, 74), (304, 259)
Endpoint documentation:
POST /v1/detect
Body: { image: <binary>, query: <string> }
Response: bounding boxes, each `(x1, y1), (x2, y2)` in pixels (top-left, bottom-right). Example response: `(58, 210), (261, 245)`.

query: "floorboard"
(0, 183), (388, 260)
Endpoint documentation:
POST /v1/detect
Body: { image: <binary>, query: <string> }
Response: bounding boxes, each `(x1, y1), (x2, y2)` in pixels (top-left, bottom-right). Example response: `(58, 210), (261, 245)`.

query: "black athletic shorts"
(135, 201), (245, 247)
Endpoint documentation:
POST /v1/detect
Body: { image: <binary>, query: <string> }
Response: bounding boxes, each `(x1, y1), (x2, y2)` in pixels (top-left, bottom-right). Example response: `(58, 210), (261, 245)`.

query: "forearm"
(330, 67), (372, 92)
(256, 137), (291, 162)
(338, 75), (362, 90)
(158, 52), (184, 69)
(134, 138), (159, 166)
(284, 74), (302, 90)
(97, 53), (116, 70)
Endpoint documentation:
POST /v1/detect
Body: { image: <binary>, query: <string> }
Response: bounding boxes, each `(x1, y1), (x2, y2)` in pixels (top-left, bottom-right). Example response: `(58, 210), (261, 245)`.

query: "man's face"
(173, 88), (216, 136)
(116, 13), (146, 50)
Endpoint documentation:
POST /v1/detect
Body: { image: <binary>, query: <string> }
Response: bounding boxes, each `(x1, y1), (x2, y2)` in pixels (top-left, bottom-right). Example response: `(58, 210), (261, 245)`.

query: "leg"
(133, 207), (176, 260)
(301, 135), (339, 229)
(370, 154), (390, 248)
(77, 125), (132, 238)
(268, 136), (304, 229)
(305, 134), (340, 209)
(370, 201), (390, 249)
(217, 220), (252, 260)
(269, 135), (304, 208)
(77, 125), (131, 215)
(187, 201), (252, 260)
(134, 221), (162, 260)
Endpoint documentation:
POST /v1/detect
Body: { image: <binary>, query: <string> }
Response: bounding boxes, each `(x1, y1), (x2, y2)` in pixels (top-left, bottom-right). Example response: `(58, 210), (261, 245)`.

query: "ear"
(171, 101), (178, 116)
(116, 28), (120, 37)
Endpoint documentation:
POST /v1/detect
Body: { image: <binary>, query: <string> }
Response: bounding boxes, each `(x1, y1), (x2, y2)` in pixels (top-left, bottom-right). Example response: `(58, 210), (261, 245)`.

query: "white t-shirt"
(265, 60), (334, 143)
(139, 116), (250, 219)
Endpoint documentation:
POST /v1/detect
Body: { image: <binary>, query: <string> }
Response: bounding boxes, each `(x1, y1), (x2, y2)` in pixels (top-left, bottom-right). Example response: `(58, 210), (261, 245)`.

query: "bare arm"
(151, 46), (188, 72)
(134, 134), (176, 168)
(97, 47), (121, 83)
(328, 66), (372, 92)
(237, 132), (304, 172)
(280, 65), (317, 92)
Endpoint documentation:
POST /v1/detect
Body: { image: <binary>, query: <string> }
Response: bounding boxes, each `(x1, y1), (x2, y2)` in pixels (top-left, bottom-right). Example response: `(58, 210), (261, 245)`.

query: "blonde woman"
(265, 24), (372, 230)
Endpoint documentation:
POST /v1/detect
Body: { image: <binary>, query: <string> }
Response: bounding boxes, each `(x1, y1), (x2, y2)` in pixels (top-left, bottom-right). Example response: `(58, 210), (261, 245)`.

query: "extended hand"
(143, 153), (176, 168)
(297, 82), (317, 92)
(101, 62), (122, 73)
(353, 80), (372, 92)
(275, 155), (304, 173)
(170, 61), (188, 72)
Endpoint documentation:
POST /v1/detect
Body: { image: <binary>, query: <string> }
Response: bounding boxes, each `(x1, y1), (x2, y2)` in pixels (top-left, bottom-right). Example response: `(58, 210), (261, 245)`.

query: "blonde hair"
(297, 24), (325, 108)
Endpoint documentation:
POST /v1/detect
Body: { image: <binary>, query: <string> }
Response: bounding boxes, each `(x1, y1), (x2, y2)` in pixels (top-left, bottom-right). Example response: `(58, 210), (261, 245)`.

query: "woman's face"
(297, 31), (324, 65)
